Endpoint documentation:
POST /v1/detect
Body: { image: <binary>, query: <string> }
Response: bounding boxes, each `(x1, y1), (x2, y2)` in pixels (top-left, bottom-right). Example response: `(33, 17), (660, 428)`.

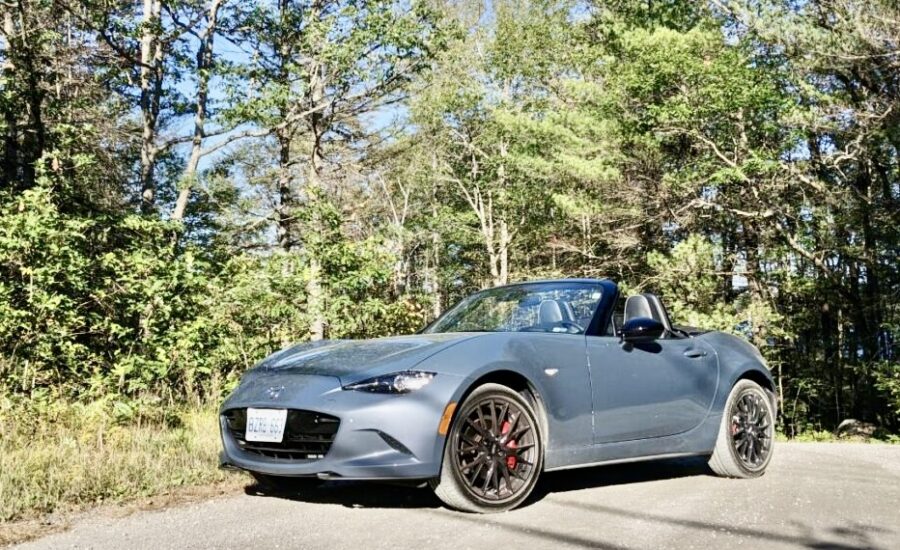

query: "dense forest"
(0, 0), (897, 436)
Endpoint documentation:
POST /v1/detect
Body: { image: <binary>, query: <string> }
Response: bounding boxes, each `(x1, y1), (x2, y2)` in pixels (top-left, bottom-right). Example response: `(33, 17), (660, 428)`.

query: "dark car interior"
(510, 286), (696, 341)
(526, 299), (586, 333)
(608, 293), (681, 338)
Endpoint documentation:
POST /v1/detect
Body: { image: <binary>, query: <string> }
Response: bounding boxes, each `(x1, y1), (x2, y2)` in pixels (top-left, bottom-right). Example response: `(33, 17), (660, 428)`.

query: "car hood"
(254, 333), (480, 383)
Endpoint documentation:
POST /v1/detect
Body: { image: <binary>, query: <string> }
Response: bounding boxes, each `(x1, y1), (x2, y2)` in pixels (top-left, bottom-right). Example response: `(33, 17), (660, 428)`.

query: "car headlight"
(343, 371), (436, 394)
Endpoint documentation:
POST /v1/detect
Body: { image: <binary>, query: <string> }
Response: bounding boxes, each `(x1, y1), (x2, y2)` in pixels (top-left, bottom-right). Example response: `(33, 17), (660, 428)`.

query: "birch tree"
(228, 0), (443, 339)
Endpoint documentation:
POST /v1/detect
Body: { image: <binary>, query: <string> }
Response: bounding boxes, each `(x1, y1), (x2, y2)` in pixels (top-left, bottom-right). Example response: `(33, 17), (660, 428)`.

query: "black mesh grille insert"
(223, 408), (340, 461)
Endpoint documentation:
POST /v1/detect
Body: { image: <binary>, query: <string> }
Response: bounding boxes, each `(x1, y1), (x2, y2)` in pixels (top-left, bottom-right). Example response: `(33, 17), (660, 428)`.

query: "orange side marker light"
(438, 402), (457, 435)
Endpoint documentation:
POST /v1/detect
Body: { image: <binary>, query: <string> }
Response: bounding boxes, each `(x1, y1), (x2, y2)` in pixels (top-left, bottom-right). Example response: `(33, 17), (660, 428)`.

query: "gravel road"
(14, 443), (900, 550)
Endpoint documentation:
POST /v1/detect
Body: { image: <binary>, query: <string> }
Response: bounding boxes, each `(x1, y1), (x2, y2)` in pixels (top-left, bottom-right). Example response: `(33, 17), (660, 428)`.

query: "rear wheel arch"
(735, 368), (777, 412)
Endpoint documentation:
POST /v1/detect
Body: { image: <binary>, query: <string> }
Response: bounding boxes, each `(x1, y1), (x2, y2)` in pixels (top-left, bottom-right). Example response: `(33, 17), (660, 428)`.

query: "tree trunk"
(172, 0), (222, 221)
(139, 0), (162, 212)
(1, 5), (44, 189)
(306, 254), (325, 341)
(305, 158), (326, 341)
(429, 161), (442, 318)
(275, 130), (294, 250)
(498, 219), (509, 286)
(304, 54), (327, 341)
(1, 10), (18, 186)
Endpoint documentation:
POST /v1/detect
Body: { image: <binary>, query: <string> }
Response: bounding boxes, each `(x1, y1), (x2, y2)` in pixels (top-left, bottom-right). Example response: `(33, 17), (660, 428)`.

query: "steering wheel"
(556, 321), (585, 333)
(519, 321), (585, 333)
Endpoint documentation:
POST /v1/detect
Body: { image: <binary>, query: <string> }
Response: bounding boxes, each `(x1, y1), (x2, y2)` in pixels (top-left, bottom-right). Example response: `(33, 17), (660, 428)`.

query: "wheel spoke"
(463, 453), (488, 472)
(510, 424), (532, 440)
(488, 400), (498, 435)
(460, 443), (480, 455)
(465, 418), (488, 438)
(491, 461), (501, 495)
(500, 462), (514, 494)
(461, 432), (481, 446)
(509, 443), (535, 454)
(498, 402), (510, 431)
(467, 456), (487, 483)
(505, 412), (521, 439)
(736, 436), (748, 457)
(482, 463), (494, 495)
(476, 405), (487, 433)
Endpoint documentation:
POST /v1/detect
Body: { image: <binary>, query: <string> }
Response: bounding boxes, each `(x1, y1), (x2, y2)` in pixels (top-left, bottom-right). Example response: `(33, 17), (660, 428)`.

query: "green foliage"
(0, 182), (425, 401)
(874, 360), (900, 420)
(646, 235), (785, 344)
(1, 0), (899, 453)
(0, 185), (93, 390)
(647, 235), (742, 332)
(791, 430), (841, 443)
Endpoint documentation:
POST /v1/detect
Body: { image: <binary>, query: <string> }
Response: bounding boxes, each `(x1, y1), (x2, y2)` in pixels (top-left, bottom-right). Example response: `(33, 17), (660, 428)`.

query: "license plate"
(245, 408), (287, 443)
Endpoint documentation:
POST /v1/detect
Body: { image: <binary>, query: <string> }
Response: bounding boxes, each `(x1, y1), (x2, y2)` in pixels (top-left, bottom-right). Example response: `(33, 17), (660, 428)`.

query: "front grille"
(222, 408), (340, 460)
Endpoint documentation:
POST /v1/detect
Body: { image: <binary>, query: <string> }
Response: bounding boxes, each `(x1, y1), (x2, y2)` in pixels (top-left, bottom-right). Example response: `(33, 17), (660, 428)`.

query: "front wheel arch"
(444, 370), (550, 461)
(431, 382), (545, 512)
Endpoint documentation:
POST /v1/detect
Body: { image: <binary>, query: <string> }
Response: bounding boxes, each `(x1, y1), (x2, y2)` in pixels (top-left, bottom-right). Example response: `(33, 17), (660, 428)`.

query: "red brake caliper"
(501, 420), (517, 469)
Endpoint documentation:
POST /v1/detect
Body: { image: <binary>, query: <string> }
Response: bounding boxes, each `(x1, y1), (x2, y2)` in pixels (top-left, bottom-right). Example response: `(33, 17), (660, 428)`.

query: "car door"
(586, 335), (718, 443)
(507, 332), (594, 450)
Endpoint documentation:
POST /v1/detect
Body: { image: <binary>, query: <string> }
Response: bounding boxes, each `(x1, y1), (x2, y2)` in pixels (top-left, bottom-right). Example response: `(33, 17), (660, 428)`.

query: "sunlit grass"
(0, 401), (236, 523)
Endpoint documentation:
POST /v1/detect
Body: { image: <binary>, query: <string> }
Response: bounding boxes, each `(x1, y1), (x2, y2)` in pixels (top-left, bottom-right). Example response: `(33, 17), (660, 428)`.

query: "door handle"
(683, 349), (708, 358)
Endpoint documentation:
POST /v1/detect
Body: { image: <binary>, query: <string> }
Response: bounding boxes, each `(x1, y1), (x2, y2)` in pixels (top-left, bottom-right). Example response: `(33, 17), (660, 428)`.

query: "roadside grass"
(0, 399), (242, 526)
(2, 397), (897, 543)
(776, 430), (900, 444)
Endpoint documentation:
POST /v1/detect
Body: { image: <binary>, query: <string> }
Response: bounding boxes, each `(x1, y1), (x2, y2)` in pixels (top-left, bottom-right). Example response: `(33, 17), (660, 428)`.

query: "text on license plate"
(245, 408), (287, 443)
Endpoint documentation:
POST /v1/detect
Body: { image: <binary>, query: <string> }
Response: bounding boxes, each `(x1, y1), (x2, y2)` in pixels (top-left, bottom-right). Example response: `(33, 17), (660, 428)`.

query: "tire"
(708, 379), (775, 478)
(430, 383), (543, 513)
(249, 472), (322, 493)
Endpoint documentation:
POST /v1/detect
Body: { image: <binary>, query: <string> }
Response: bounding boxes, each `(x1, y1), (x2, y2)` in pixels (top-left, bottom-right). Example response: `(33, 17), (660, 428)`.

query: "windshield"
(425, 282), (604, 335)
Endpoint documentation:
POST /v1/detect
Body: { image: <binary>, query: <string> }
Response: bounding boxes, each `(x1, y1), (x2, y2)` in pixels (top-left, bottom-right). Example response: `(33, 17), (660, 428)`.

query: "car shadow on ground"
(527, 455), (713, 503)
(243, 455), (713, 510)
(245, 457), (893, 549)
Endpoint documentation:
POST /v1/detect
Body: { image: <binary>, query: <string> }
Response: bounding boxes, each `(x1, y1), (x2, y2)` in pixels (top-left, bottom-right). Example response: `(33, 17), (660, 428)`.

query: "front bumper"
(218, 371), (463, 480)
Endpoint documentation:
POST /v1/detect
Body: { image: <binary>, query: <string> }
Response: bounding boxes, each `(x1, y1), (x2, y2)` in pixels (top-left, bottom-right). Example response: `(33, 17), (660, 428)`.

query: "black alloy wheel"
(730, 390), (773, 470)
(454, 396), (538, 502)
(431, 383), (543, 512)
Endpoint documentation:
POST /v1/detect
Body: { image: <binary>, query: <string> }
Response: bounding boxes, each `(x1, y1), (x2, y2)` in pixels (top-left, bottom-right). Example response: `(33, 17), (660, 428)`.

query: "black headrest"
(624, 295), (653, 323)
(539, 299), (564, 324)
(641, 292), (673, 331)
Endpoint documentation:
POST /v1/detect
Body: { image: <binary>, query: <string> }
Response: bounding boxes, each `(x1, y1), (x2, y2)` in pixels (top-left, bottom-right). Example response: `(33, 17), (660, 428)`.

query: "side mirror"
(620, 317), (665, 343)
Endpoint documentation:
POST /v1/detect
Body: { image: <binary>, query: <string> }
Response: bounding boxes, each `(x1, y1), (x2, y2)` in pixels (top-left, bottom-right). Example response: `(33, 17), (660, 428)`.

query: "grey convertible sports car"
(219, 279), (775, 512)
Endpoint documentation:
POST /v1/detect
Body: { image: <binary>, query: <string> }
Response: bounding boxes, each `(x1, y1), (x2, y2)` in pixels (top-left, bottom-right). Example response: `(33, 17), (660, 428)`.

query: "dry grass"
(0, 400), (240, 527)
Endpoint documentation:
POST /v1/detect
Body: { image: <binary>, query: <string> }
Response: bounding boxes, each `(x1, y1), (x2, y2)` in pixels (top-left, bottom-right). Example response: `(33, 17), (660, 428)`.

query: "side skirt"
(544, 451), (707, 472)
(544, 411), (722, 470)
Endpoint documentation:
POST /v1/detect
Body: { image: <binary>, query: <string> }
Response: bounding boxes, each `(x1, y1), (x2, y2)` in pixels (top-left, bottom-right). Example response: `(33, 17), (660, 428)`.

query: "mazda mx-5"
(219, 279), (775, 512)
